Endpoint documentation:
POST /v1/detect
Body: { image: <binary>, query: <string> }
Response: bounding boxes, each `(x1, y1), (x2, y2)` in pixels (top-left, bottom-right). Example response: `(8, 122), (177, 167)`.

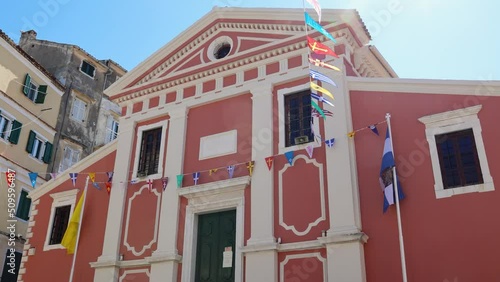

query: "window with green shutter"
(42, 142), (53, 164)
(22, 74), (31, 96)
(22, 73), (45, 103)
(26, 130), (36, 154)
(26, 130), (51, 162)
(8, 120), (22, 144)
(16, 190), (31, 221)
(35, 85), (47, 104)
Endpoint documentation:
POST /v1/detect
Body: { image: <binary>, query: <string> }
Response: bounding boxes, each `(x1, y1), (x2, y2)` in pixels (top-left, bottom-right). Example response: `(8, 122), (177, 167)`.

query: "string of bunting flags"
(347, 120), (387, 138)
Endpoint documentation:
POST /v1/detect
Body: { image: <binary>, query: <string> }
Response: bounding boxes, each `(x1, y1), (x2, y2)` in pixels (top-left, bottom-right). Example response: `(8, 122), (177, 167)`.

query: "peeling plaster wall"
(18, 32), (126, 176)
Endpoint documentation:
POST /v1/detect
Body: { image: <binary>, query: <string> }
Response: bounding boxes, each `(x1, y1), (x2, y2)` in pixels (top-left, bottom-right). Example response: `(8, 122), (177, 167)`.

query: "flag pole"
(69, 176), (89, 282)
(385, 113), (408, 282)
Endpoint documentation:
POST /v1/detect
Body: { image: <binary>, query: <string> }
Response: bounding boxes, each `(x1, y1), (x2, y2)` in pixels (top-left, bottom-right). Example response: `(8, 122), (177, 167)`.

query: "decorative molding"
(114, 31), (358, 104)
(123, 185), (162, 256)
(348, 77), (500, 96)
(418, 105), (482, 125)
(318, 232), (368, 245)
(119, 268), (150, 282)
(279, 252), (327, 282)
(278, 155), (326, 236)
(146, 252), (182, 264)
(178, 176), (251, 199)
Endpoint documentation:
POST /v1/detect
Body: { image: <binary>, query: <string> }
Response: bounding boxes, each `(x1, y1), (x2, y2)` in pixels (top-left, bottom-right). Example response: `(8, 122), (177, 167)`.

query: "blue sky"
(1, 0), (498, 80)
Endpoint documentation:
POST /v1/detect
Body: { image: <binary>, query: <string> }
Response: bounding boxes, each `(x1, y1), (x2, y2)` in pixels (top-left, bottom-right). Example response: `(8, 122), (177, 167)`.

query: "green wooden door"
(195, 210), (236, 282)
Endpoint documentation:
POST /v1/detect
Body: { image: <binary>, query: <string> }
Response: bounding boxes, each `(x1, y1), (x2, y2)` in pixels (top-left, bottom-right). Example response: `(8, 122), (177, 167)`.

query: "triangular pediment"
(105, 7), (373, 103)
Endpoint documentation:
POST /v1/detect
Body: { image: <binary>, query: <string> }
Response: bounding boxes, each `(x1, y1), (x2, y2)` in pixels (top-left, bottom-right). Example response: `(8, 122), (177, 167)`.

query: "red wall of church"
(272, 78), (331, 244)
(351, 90), (500, 281)
(22, 151), (116, 282)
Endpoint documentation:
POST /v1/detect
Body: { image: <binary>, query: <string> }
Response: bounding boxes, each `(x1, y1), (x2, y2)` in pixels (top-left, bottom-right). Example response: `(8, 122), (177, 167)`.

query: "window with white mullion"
(0, 114), (12, 140)
(105, 116), (119, 143)
(31, 136), (45, 160)
(70, 97), (87, 122)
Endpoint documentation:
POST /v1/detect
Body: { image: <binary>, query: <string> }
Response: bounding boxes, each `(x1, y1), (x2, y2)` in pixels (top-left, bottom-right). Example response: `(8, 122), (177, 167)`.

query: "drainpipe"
(49, 79), (73, 176)
(90, 67), (112, 153)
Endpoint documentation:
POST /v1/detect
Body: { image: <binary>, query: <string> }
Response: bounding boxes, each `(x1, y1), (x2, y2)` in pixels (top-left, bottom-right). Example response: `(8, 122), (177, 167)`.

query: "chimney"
(19, 30), (37, 47)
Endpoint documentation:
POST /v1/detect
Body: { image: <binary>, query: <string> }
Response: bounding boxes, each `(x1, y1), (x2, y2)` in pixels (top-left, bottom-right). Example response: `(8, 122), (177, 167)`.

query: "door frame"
(179, 176), (249, 282)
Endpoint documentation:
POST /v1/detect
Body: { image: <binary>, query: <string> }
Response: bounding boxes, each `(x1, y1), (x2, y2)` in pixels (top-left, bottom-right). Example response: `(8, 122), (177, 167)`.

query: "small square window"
(80, 61), (95, 78)
(70, 97), (87, 123)
(137, 127), (162, 177)
(16, 190), (32, 221)
(284, 90), (314, 147)
(59, 146), (81, 173)
(48, 205), (71, 245)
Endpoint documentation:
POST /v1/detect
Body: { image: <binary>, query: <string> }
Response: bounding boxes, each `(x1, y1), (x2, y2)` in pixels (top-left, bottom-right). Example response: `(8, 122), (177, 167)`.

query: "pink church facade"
(19, 7), (500, 282)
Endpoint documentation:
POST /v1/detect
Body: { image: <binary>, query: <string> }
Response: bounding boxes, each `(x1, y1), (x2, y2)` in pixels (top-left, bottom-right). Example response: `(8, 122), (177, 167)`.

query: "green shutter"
(23, 74), (31, 96)
(8, 120), (22, 144)
(16, 190), (31, 221)
(42, 141), (53, 164)
(35, 85), (47, 104)
(26, 130), (36, 153)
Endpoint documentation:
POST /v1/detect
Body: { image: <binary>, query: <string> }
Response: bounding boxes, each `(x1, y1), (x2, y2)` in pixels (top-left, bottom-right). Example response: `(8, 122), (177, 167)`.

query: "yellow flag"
(310, 82), (334, 100)
(88, 172), (95, 183)
(61, 190), (85, 254)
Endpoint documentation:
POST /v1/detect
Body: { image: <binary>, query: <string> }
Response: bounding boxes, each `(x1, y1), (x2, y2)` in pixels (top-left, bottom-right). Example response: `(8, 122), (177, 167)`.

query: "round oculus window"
(214, 42), (231, 59)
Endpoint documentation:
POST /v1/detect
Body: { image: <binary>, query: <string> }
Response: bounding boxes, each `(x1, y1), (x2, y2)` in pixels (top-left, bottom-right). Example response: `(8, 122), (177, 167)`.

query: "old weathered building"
(18, 31), (126, 176)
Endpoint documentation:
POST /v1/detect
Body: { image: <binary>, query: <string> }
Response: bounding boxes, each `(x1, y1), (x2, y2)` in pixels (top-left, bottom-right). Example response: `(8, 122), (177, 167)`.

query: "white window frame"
(418, 105), (494, 199)
(0, 109), (14, 142)
(70, 97), (87, 123)
(277, 83), (321, 155)
(29, 131), (48, 162)
(59, 146), (81, 173)
(27, 80), (39, 102)
(131, 120), (169, 180)
(43, 189), (78, 251)
(79, 60), (96, 79)
(16, 187), (32, 222)
(105, 116), (119, 144)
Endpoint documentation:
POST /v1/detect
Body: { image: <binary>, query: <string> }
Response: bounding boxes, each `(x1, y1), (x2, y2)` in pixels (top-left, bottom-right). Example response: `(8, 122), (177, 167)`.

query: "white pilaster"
(94, 120), (135, 282)
(322, 59), (367, 281)
(148, 106), (188, 282)
(245, 83), (278, 282)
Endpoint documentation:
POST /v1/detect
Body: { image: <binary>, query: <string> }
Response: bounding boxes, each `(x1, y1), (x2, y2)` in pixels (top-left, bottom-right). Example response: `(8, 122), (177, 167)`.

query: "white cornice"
(418, 105), (482, 125)
(28, 139), (117, 201)
(178, 176), (251, 199)
(347, 77), (500, 96)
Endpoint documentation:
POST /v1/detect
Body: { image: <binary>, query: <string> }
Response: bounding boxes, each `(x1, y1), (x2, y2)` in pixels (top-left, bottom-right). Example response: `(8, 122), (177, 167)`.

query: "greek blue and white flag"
(310, 70), (337, 87)
(379, 128), (404, 213)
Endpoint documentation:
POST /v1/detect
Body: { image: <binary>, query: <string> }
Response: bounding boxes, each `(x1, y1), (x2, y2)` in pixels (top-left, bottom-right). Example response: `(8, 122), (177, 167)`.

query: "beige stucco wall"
(0, 39), (63, 175)
(0, 37), (64, 266)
